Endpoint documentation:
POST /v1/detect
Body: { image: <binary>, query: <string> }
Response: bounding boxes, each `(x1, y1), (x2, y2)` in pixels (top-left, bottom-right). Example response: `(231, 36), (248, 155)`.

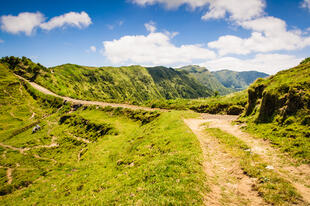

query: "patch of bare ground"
(201, 113), (310, 204)
(184, 119), (267, 206)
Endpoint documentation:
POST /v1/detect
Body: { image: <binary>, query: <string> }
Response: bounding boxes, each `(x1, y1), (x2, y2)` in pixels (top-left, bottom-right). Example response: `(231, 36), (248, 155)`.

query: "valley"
(0, 57), (309, 205)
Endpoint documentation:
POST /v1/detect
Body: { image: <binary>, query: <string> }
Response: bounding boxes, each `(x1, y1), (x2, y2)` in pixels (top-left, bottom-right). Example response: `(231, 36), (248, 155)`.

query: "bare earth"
(185, 114), (310, 205)
(16, 75), (165, 112)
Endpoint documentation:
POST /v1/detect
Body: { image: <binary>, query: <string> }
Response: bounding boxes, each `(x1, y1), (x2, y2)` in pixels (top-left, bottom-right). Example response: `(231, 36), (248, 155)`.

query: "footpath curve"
(16, 75), (166, 112)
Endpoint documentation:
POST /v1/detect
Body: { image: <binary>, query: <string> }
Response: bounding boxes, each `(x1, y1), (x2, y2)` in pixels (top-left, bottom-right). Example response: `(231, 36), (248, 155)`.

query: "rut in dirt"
(198, 114), (310, 204)
(184, 118), (266, 206)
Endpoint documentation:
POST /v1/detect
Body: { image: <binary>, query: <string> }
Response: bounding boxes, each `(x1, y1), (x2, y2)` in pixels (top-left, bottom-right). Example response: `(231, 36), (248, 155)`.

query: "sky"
(0, 0), (310, 74)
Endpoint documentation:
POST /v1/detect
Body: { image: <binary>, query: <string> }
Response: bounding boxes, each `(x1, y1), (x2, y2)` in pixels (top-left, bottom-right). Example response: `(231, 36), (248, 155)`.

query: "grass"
(144, 90), (247, 114)
(1, 108), (208, 205)
(241, 61), (310, 163)
(204, 127), (303, 205)
(0, 65), (208, 204)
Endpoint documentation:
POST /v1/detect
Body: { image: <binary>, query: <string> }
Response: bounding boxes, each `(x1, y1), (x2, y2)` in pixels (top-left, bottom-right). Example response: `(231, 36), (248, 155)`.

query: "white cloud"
(131, 0), (265, 21)
(0, 12), (45, 36)
(208, 16), (310, 55)
(0, 39), (4, 43)
(301, 0), (310, 11)
(0, 11), (91, 35)
(144, 21), (156, 33)
(201, 0), (265, 21)
(90, 46), (96, 52)
(201, 53), (302, 74)
(102, 31), (216, 66)
(40, 11), (91, 31)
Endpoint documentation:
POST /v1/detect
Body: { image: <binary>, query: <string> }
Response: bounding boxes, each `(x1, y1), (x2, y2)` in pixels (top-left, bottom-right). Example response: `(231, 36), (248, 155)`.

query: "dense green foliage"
(213, 70), (269, 90)
(241, 60), (310, 163)
(177, 65), (233, 95)
(0, 64), (207, 204)
(1, 57), (213, 104)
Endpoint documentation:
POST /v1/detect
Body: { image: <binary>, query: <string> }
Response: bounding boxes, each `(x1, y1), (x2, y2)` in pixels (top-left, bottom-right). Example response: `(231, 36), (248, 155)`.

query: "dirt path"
(200, 114), (310, 204)
(184, 119), (266, 206)
(7, 168), (13, 184)
(16, 75), (165, 112)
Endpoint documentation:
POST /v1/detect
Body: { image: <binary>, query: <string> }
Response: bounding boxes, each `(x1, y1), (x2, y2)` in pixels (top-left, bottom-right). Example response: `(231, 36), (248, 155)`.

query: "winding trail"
(15, 75), (165, 112)
(184, 119), (266, 206)
(185, 114), (310, 204)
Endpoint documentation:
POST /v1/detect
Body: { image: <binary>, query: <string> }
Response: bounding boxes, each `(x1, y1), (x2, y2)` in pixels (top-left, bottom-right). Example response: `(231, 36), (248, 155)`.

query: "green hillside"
(241, 59), (310, 163)
(213, 70), (269, 90)
(1, 57), (213, 104)
(0, 63), (207, 204)
(177, 65), (233, 95)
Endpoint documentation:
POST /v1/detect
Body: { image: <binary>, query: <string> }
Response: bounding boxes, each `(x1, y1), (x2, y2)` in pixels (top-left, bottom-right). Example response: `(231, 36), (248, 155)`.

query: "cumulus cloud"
(40, 11), (91, 31)
(0, 12), (45, 36)
(0, 11), (91, 35)
(201, 53), (302, 74)
(131, 0), (265, 21)
(144, 21), (156, 33)
(301, 0), (310, 11)
(208, 16), (310, 55)
(102, 29), (216, 66)
(201, 0), (265, 21)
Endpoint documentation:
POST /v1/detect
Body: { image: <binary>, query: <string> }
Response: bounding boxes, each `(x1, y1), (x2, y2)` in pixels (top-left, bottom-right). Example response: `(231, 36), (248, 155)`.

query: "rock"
(32, 124), (41, 134)
(266, 165), (274, 170)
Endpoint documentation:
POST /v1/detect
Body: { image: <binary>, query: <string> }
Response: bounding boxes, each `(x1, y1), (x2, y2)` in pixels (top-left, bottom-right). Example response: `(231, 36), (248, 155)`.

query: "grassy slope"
(144, 90), (248, 115)
(0, 65), (207, 204)
(177, 65), (233, 95)
(241, 61), (310, 163)
(213, 70), (269, 90)
(1, 57), (213, 104)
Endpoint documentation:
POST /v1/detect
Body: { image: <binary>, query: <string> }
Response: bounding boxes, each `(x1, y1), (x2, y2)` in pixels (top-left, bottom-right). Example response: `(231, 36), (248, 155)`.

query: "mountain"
(0, 57), (214, 104)
(177, 65), (269, 95)
(213, 70), (269, 90)
(177, 65), (234, 95)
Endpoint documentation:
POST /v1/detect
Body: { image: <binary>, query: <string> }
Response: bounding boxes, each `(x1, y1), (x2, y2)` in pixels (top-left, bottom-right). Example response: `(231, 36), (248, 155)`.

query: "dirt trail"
(16, 75), (165, 112)
(200, 114), (310, 204)
(184, 119), (266, 206)
(7, 168), (13, 184)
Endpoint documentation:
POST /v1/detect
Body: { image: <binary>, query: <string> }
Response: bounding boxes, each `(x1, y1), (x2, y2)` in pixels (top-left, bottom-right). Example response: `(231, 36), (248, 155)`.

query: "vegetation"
(213, 70), (269, 90)
(144, 90), (247, 115)
(205, 128), (303, 205)
(0, 64), (207, 204)
(1, 57), (214, 104)
(241, 59), (310, 163)
(177, 65), (234, 95)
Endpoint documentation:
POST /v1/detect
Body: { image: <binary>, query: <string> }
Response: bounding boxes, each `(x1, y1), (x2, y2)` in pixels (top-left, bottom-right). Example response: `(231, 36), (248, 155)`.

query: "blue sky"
(0, 0), (310, 74)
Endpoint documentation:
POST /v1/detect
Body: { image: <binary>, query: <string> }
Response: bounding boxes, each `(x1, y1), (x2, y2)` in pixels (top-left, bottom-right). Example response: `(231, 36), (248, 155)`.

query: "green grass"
(0, 64), (208, 204)
(144, 90), (247, 114)
(241, 61), (310, 163)
(1, 108), (207, 205)
(204, 128), (303, 205)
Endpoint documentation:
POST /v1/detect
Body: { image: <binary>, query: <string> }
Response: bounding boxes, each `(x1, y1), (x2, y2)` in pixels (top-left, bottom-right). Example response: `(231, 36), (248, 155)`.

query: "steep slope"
(177, 65), (233, 95)
(1, 57), (213, 104)
(241, 59), (310, 162)
(146, 66), (214, 99)
(0, 63), (207, 204)
(213, 70), (269, 90)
